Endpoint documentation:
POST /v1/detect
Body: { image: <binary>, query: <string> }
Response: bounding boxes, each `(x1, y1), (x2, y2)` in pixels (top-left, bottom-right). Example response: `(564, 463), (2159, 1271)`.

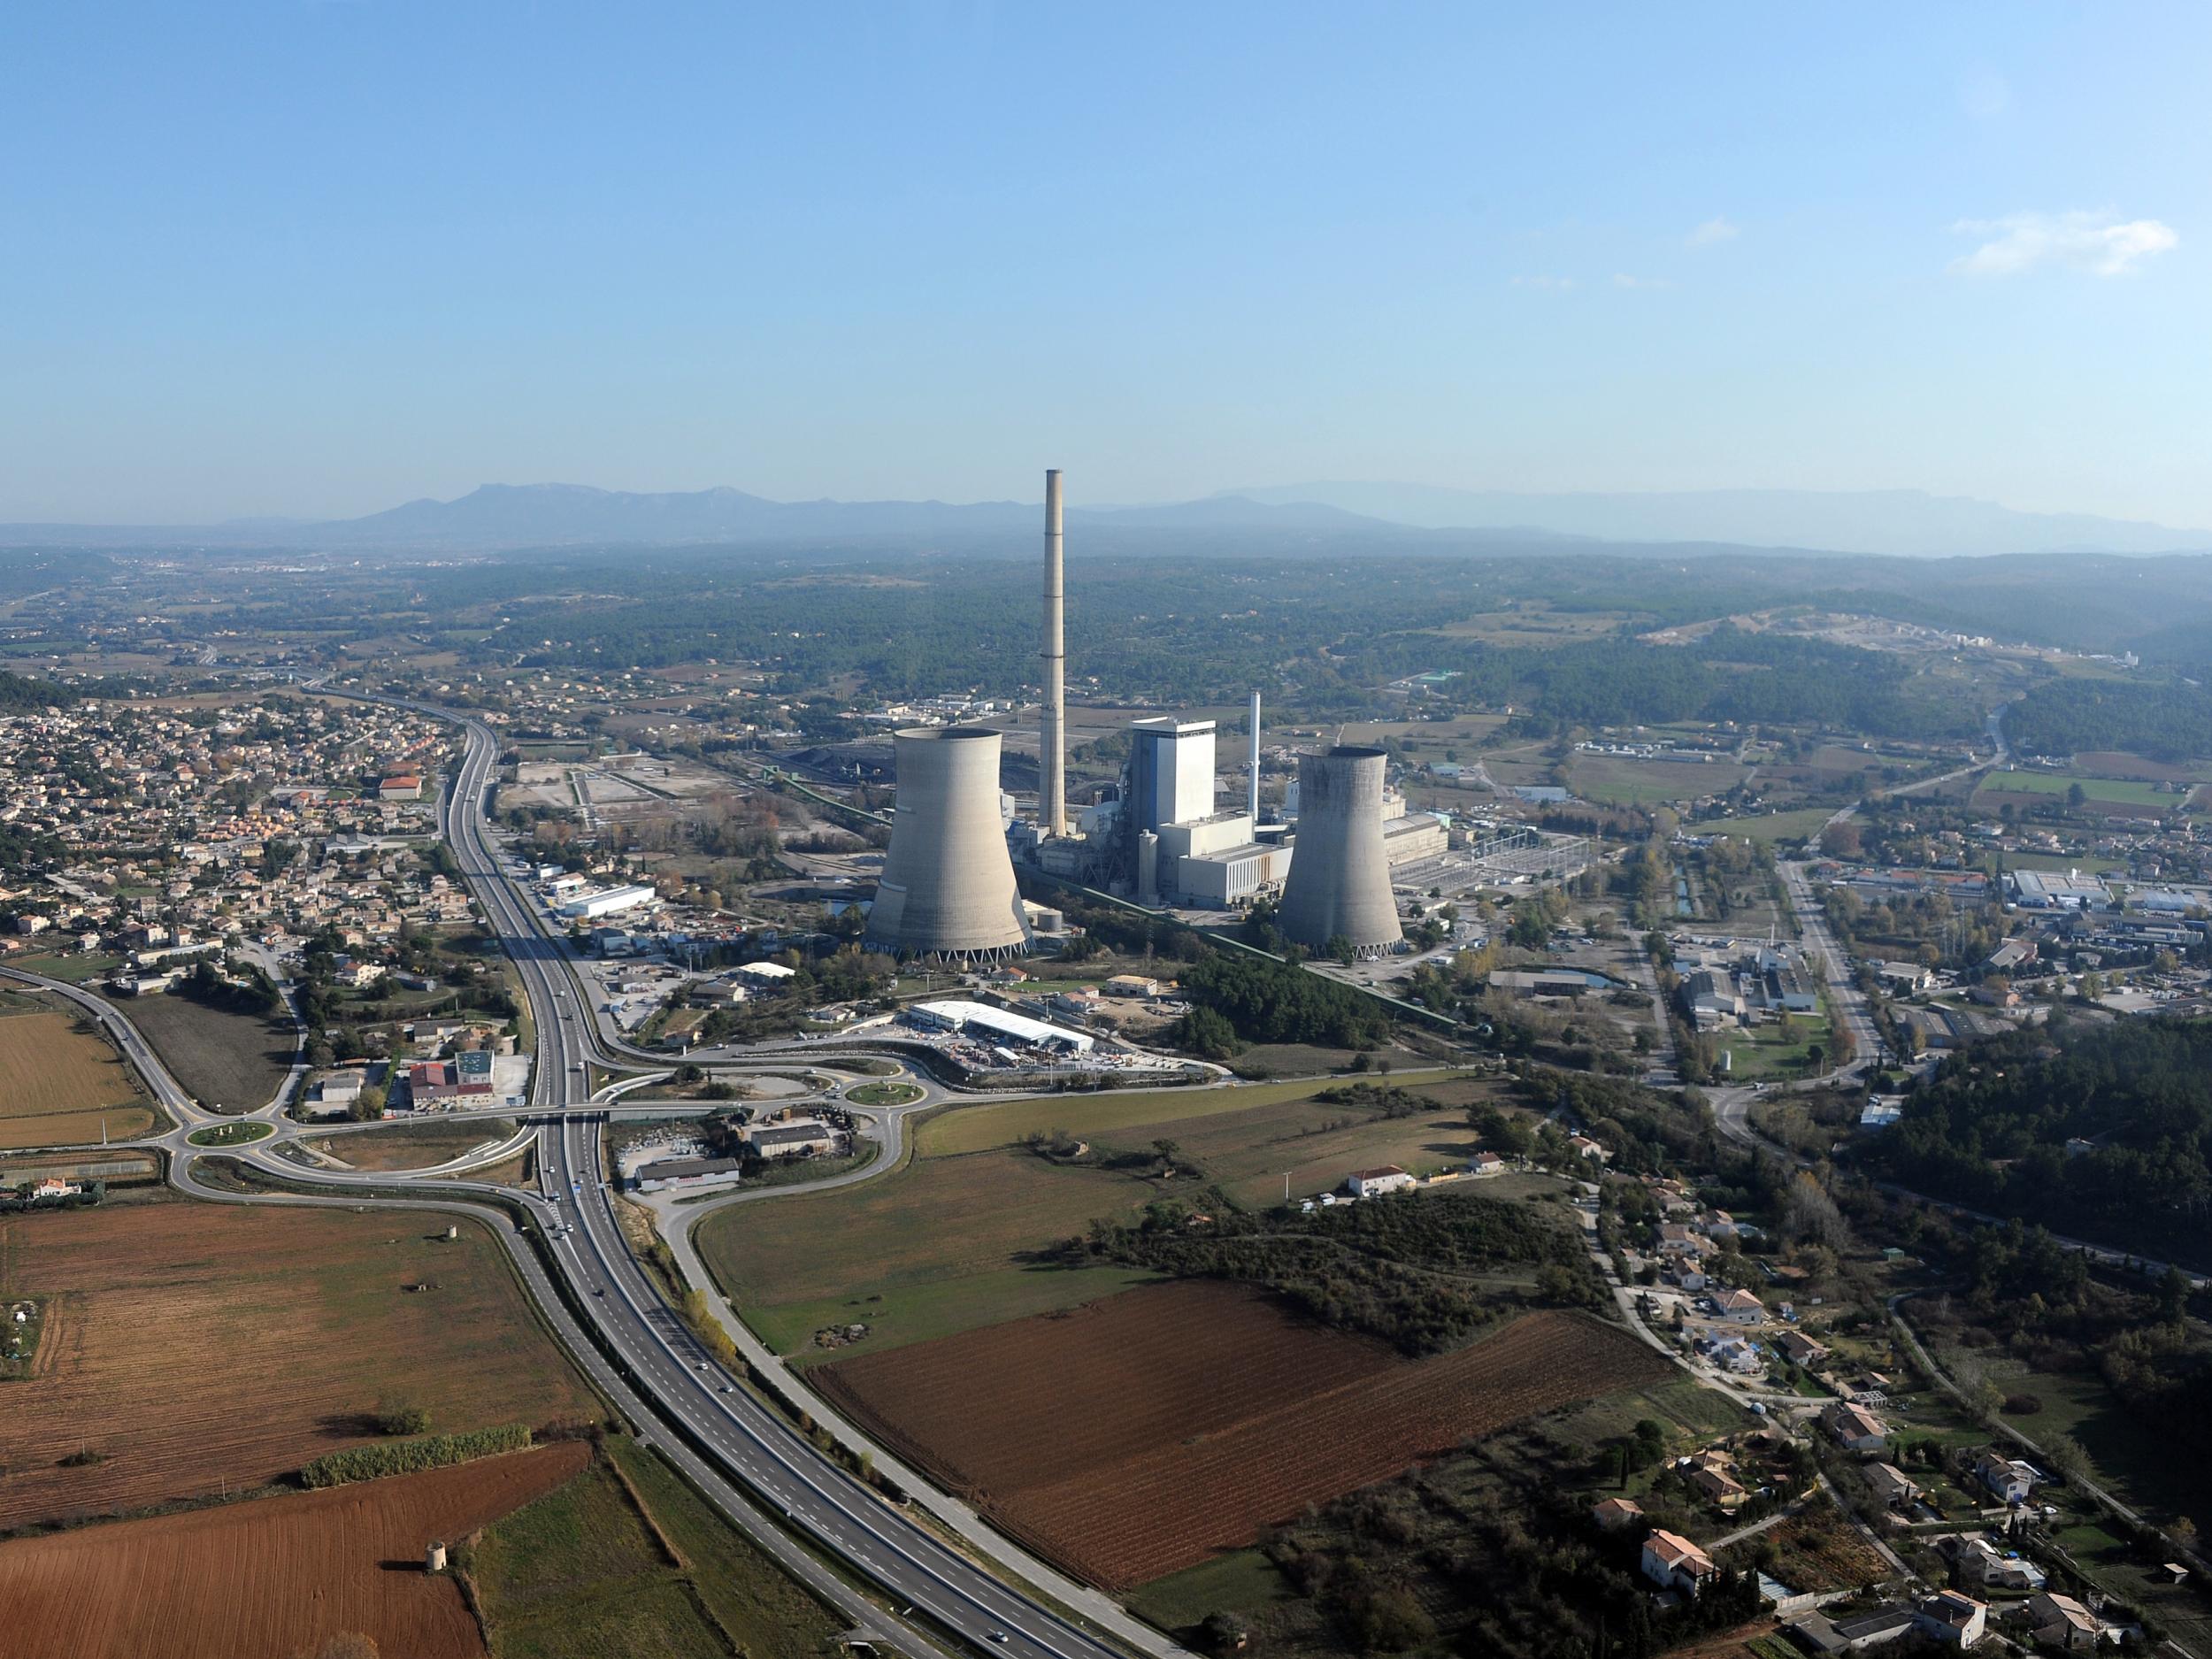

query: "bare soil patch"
(0, 1441), (588, 1659)
(0, 1203), (598, 1530)
(0, 1008), (155, 1148)
(813, 1282), (1668, 1588)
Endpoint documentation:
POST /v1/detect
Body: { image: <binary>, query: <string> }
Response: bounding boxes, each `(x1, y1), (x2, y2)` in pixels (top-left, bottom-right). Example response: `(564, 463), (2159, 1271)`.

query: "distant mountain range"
(0, 484), (1415, 552)
(1, 480), (2203, 558)
(1224, 482), (2212, 558)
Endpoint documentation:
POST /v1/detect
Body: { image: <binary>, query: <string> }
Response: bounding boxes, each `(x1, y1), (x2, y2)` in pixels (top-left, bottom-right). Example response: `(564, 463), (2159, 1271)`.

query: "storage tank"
(865, 726), (1031, 961)
(1275, 747), (1403, 957)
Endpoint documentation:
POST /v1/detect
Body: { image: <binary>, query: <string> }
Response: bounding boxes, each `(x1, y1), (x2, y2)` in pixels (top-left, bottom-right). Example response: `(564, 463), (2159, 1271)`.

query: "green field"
(1686, 805), (1838, 844)
(1716, 1012), (1834, 1081)
(473, 1438), (840, 1659)
(4, 953), (125, 985)
(919, 1067), (1483, 1156)
(701, 1070), (1507, 1363)
(1975, 769), (2177, 806)
(1571, 753), (1752, 809)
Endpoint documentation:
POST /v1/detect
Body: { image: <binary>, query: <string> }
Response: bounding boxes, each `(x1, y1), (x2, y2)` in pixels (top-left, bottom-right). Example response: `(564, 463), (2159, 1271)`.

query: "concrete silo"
(865, 726), (1031, 961)
(1275, 747), (1403, 957)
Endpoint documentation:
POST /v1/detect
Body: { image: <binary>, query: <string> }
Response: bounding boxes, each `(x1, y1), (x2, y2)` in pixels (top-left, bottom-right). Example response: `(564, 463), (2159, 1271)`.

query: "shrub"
(2001, 1393), (2043, 1417)
(300, 1424), (531, 1488)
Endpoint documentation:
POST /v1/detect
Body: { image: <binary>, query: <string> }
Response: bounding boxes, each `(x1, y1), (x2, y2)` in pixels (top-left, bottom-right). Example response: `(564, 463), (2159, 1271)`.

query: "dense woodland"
(1064, 1187), (1603, 1356)
(1865, 1018), (2212, 1265)
(2008, 674), (2212, 762)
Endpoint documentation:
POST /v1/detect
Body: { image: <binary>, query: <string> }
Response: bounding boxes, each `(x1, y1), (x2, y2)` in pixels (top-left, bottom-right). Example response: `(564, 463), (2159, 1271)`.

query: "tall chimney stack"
(1248, 690), (1262, 823)
(1041, 469), (1067, 837)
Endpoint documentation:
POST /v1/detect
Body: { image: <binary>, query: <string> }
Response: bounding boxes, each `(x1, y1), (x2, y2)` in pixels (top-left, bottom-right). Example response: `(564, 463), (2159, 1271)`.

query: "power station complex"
(864, 469), (1440, 961)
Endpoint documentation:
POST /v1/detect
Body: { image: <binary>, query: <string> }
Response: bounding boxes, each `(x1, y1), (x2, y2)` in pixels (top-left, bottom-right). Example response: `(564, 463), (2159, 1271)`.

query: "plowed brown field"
(0, 1008), (156, 1149)
(0, 1203), (598, 1529)
(0, 1441), (590, 1659)
(813, 1282), (1670, 1588)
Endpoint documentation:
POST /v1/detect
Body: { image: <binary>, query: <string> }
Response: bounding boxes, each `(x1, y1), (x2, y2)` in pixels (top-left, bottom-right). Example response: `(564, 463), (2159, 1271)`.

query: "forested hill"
(2007, 675), (2212, 763)
(0, 670), (64, 714)
(1863, 1019), (2212, 1267)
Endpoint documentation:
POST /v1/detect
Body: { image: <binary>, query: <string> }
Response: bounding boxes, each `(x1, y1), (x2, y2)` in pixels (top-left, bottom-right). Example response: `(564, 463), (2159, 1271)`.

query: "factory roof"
(911, 999), (1094, 1051)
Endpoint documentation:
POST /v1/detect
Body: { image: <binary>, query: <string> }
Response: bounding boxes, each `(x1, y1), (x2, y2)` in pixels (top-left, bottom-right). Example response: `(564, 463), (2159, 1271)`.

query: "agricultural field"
(101, 991), (293, 1113)
(703, 1071), (1500, 1361)
(919, 1067), (1481, 1156)
(812, 1285), (1670, 1589)
(1686, 805), (1837, 846)
(1570, 752), (1755, 809)
(472, 1436), (841, 1659)
(0, 1202), (599, 1529)
(0, 1441), (590, 1659)
(1973, 768), (2181, 807)
(2070, 750), (2212, 784)
(0, 999), (156, 1149)
(309, 1118), (520, 1171)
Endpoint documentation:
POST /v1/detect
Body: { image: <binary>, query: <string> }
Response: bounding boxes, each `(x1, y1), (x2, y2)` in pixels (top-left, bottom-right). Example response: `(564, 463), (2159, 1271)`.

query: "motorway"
(429, 706), (1171, 1659)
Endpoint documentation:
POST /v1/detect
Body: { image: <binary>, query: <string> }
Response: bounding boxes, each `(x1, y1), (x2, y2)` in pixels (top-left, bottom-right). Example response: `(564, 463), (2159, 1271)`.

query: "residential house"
(1640, 1529), (1718, 1595)
(1916, 1590), (1987, 1647)
(1974, 1452), (2038, 1505)
(1714, 1287), (1765, 1325)
(1348, 1165), (1416, 1198)
(1867, 1463), (1920, 1509)
(1823, 1401), (1890, 1455)
(1467, 1151), (1508, 1178)
(1690, 1463), (1749, 1509)
(1656, 1223), (1703, 1258)
(1775, 1329), (1829, 1368)
(2024, 1593), (2103, 1650)
(1947, 1531), (2044, 1601)
(1591, 1497), (1643, 1532)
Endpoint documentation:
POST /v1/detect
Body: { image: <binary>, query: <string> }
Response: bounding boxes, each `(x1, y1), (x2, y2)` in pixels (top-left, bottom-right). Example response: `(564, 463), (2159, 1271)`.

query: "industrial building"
(1129, 718), (1219, 835)
(558, 883), (657, 920)
(1275, 747), (1404, 956)
(1121, 703), (1294, 908)
(903, 998), (1094, 1052)
(864, 726), (1031, 961)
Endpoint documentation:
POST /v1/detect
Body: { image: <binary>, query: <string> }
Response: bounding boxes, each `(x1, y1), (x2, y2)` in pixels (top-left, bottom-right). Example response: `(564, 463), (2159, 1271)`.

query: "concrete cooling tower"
(1276, 747), (1403, 958)
(864, 726), (1031, 961)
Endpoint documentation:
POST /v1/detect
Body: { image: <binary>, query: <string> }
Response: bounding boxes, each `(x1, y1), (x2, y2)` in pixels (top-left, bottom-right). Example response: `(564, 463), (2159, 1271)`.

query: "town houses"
(0, 695), (463, 969)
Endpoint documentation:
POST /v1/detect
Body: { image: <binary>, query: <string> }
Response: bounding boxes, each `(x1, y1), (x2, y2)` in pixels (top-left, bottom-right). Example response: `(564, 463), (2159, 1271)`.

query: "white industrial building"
(1125, 712), (1295, 909)
(904, 998), (1094, 1052)
(1129, 718), (1219, 835)
(558, 883), (658, 920)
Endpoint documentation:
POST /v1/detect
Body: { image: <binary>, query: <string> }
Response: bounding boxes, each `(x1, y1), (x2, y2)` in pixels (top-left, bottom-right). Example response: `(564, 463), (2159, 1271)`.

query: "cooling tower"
(1275, 747), (1403, 957)
(865, 726), (1031, 961)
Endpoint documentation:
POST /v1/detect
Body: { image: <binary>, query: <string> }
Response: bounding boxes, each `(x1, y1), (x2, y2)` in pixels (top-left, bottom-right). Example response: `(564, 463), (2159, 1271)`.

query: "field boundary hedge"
(300, 1423), (533, 1488)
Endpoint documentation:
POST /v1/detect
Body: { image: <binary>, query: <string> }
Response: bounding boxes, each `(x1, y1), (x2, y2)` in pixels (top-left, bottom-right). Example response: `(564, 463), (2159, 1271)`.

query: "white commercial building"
(904, 998), (1094, 1053)
(558, 883), (658, 920)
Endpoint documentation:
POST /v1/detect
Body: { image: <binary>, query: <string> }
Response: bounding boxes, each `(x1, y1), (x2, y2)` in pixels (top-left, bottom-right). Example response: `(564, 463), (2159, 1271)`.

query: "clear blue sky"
(3, 4), (2207, 525)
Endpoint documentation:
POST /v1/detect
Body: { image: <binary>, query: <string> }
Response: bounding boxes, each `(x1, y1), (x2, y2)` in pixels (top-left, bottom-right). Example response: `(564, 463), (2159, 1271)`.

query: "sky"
(2, 4), (2208, 526)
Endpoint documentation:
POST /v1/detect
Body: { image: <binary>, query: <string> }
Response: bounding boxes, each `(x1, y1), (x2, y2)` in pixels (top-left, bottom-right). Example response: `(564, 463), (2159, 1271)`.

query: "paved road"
(427, 705), (1180, 1659)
